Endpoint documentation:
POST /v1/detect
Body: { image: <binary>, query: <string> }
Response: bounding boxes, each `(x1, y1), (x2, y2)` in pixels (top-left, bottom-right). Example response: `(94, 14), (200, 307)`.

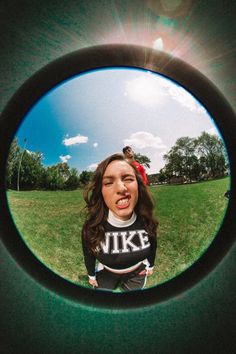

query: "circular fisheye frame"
(0, 44), (235, 309)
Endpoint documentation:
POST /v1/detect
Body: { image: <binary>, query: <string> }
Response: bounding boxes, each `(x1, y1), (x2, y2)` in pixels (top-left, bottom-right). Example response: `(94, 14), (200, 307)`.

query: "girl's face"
(101, 160), (138, 220)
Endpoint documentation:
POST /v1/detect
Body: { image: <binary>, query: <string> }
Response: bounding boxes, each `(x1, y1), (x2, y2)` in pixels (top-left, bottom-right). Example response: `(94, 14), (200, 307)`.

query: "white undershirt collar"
(107, 210), (137, 228)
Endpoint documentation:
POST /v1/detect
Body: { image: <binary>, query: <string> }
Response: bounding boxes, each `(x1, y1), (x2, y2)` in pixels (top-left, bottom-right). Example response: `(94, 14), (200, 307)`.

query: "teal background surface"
(1, 1), (235, 353)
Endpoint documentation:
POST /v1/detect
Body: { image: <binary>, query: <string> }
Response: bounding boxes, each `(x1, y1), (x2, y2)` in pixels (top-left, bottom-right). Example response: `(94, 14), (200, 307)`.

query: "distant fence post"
(17, 138), (27, 192)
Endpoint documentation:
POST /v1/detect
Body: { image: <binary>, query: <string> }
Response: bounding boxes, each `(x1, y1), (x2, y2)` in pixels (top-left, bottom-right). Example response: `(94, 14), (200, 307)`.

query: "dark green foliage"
(65, 168), (80, 190)
(134, 153), (151, 169)
(42, 165), (65, 190)
(79, 170), (94, 186)
(19, 151), (44, 189)
(6, 140), (81, 190)
(6, 138), (44, 190)
(195, 132), (228, 178)
(162, 132), (228, 183)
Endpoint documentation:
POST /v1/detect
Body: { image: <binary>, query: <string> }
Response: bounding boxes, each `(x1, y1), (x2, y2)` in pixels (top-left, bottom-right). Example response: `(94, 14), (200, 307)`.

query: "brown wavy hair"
(82, 153), (158, 254)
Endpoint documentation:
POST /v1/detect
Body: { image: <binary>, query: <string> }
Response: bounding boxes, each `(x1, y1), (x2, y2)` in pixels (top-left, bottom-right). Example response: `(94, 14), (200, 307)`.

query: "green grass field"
(7, 177), (229, 290)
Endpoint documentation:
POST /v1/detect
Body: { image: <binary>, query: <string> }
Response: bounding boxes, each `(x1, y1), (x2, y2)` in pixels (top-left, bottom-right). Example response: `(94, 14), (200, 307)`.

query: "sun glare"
(152, 37), (164, 51)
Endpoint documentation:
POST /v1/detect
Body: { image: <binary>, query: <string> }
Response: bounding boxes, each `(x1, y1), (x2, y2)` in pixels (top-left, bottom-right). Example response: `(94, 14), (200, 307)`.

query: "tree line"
(157, 132), (228, 184)
(6, 138), (94, 190)
(6, 132), (228, 190)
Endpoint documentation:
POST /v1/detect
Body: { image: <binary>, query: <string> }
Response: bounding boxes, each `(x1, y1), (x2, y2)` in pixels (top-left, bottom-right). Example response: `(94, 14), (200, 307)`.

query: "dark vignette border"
(0, 44), (235, 309)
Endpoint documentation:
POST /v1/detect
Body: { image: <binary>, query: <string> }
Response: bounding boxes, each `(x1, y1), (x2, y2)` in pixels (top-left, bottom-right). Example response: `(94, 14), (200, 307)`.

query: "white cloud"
(59, 155), (71, 163)
(123, 131), (166, 149)
(88, 163), (98, 171)
(63, 134), (88, 146)
(125, 72), (205, 113)
(125, 74), (167, 107)
(148, 151), (166, 174)
(167, 84), (205, 113)
(93, 142), (98, 148)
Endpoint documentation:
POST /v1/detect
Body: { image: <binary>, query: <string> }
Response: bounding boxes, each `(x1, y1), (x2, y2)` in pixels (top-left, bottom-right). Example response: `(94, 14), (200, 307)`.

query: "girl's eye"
(104, 181), (112, 186)
(124, 178), (134, 182)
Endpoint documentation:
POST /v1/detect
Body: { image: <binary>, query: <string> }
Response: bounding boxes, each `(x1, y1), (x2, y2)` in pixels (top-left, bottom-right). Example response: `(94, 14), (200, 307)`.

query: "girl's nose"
(116, 180), (127, 193)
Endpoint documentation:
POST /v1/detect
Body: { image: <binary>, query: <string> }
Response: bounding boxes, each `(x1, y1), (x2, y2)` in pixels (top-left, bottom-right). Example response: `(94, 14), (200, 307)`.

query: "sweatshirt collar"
(107, 210), (137, 228)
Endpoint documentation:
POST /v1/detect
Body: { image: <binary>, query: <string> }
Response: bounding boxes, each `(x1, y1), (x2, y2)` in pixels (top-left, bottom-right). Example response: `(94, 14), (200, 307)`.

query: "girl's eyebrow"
(122, 173), (135, 178)
(103, 173), (135, 180)
(102, 175), (114, 180)
(102, 175), (115, 179)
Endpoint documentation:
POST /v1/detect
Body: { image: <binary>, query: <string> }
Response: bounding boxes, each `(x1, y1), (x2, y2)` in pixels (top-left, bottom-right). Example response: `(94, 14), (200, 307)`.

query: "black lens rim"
(0, 44), (235, 309)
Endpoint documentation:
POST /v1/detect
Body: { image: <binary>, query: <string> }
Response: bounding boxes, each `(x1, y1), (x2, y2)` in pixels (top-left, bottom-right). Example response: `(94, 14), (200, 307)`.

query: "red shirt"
(132, 160), (148, 185)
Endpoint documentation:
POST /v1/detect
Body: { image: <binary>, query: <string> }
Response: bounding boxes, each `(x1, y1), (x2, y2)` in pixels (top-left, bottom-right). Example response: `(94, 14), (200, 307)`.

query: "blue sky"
(16, 67), (221, 174)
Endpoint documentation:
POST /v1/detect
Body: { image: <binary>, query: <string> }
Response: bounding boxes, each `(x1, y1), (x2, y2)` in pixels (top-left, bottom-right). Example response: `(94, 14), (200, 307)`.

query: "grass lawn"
(7, 177), (229, 290)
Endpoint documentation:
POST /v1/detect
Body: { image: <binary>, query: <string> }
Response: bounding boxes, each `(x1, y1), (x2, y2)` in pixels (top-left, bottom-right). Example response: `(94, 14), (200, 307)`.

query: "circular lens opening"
(0, 45), (235, 309)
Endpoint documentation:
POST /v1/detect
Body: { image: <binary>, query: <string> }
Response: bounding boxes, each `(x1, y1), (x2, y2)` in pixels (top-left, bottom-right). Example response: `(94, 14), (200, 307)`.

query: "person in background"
(82, 153), (158, 291)
(224, 190), (230, 199)
(122, 146), (148, 185)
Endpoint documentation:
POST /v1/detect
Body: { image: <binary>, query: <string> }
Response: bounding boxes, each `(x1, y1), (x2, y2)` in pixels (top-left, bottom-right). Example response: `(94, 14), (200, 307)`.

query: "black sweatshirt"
(82, 215), (157, 277)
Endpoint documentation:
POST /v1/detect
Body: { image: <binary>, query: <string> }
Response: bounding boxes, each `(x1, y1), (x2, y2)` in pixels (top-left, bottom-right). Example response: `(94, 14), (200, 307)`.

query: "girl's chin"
(113, 210), (133, 221)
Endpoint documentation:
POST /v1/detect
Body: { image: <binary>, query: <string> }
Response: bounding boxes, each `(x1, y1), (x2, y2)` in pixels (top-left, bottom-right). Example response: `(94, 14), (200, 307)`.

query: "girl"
(82, 153), (158, 291)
